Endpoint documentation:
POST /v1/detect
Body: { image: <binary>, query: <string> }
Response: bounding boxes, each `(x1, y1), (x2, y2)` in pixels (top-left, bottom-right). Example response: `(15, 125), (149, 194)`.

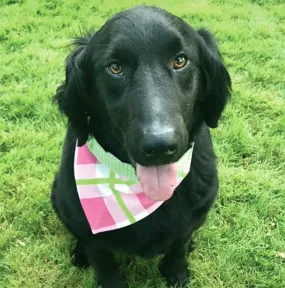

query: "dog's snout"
(140, 129), (178, 158)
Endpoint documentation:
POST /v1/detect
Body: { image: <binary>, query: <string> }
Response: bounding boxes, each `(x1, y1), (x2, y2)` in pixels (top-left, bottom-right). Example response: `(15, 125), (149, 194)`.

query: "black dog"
(51, 5), (231, 288)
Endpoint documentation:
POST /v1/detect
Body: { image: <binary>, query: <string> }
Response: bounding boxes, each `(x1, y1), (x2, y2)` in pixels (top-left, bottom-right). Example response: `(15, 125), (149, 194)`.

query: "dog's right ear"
(53, 36), (90, 145)
(197, 28), (231, 128)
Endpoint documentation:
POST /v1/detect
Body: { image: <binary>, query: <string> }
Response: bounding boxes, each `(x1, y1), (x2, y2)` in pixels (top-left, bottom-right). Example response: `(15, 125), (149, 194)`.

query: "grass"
(1, 0), (285, 287)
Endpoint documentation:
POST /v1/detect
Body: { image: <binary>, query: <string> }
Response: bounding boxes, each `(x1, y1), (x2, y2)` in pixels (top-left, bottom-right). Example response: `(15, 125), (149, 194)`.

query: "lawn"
(0, 0), (285, 287)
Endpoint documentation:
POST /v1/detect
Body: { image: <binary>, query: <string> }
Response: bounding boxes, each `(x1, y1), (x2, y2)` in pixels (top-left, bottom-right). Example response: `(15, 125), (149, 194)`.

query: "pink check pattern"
(74, 143), (164, 234)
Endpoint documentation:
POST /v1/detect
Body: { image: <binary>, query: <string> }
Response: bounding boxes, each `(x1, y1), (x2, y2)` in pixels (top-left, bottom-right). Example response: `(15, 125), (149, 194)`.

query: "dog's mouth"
(136, 163), (178, 202)
(125, 132), (190, 202)
(127, 151), (180, 201)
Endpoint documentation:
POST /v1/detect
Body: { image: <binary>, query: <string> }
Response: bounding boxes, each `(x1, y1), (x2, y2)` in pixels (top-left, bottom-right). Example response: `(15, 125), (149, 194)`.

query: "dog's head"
(54, 6), (231, 168)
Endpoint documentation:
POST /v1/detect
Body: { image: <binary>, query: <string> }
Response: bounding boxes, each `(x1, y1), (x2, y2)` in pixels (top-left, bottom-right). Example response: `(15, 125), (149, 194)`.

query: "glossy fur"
(51, 6), (231, 288)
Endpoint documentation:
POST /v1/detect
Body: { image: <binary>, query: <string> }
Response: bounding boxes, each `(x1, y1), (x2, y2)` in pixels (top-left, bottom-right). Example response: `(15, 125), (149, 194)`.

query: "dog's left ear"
(197, 28), (232, 128)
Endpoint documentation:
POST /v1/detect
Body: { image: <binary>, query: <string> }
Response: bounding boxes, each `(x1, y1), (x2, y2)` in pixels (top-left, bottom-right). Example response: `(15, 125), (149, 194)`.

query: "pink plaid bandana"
(74, 137), (194, 234)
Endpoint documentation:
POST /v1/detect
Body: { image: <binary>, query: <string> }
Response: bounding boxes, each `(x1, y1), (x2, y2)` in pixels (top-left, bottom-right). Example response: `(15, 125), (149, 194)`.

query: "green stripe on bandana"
(109, 171), (136, 224)
(76, 178), (136, 186)
(87, 137), (138, 182)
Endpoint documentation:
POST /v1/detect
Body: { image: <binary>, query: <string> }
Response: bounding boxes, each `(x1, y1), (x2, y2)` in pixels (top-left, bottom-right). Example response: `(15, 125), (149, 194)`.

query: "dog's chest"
(95, 193), (192, 258)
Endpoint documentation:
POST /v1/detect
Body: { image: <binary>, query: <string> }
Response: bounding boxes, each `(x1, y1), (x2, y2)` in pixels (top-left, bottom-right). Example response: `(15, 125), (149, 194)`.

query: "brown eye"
(109, 63), (123, 75)
(173, 55), (187, 69)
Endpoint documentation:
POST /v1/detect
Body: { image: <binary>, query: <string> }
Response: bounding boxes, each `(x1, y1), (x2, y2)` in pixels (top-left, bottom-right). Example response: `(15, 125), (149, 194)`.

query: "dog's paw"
(187, 239), (195, 255)
(100, 283), (126, 288)
(71, 252), (90, 268)
(159, 259), (190, 287)
(99, 277), (127, 288)
(71, 243), (90, 268)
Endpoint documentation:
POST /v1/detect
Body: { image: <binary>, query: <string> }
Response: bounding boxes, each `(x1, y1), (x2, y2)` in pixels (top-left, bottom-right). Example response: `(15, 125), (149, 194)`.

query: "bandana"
(74, 137), (194, 234)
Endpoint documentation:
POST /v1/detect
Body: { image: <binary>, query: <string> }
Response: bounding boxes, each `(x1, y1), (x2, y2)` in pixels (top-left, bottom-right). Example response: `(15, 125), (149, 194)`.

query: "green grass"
(1, 0), (285, 287)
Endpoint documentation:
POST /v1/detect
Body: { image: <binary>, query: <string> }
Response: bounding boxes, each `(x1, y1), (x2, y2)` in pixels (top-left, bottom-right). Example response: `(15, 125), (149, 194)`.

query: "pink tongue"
(136, 164), (177, 201)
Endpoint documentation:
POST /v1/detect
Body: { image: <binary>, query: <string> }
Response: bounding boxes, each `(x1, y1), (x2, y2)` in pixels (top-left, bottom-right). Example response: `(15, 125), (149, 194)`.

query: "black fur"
(52, 6), (231, 288)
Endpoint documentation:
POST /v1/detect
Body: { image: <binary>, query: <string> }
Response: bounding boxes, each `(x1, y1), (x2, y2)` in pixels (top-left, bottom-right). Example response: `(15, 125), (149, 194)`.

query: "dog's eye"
(173, 55), (188, 70)
(109, 63), (123, 75)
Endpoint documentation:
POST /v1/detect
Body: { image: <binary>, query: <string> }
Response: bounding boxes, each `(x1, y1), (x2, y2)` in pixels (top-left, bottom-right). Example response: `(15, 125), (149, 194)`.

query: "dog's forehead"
(95, 7), (195, 53)
(87, 7), (200, 66)
(112, 12), (176, 39)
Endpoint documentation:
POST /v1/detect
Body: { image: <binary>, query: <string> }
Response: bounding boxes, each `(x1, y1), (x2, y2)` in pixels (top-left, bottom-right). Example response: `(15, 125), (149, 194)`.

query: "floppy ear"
(53, 36), (90, 145)
(197, 28), (232, 128)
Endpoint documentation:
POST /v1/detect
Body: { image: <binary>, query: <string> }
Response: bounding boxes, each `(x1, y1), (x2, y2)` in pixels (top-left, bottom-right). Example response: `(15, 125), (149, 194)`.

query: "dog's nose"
(140, 129), (178, 158)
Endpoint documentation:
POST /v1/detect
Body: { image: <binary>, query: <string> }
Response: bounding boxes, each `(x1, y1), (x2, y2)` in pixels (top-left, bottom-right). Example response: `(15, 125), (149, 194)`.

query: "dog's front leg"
(159, 236), (191, 287)
(85, 244), (126, 288)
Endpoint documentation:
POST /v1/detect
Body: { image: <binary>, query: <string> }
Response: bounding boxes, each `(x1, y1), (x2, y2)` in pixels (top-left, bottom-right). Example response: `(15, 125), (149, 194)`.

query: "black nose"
(140, 129), (178, 158)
